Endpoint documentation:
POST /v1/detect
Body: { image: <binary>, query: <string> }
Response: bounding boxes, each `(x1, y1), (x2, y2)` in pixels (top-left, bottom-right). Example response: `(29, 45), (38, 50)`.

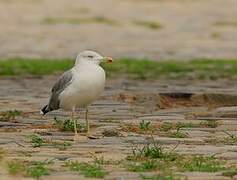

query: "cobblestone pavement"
(0, 76), (237, 179)
(0, 0), (236, 60)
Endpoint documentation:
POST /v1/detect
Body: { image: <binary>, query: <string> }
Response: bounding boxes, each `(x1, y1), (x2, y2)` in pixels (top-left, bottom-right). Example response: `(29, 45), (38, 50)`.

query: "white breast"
(59, 64), (105, 110)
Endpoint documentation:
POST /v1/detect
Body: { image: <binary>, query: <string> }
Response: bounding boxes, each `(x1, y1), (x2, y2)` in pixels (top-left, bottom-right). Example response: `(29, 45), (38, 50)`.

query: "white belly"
(59, 65), (105, 110)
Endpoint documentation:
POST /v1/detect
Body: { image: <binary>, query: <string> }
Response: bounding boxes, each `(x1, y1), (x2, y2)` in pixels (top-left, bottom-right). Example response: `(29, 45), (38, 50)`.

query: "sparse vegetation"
(125, 142), (231, 178)
(200, 120), (218, 128)
(26, 161), (50, 178)
(141, 174), (178, 180)
(28, 134), (45, 148)
(8, 160), (26, 175)
(53, 117), (83, 132)
(52, 141), (72, 150)
(7, 160), (50, 178)
(160, 122), (173, 132)
(66, 161), (108, 178)
(42, 16), (117, 25)
(179, 155), (225, 172)
(139, 120), (151, 131)
(92, 155), (120, 165)
(126, 160), (158, 172)
(223, 131), (237, 143)
(134, 20), (163, 30)
(222, 168), (237, 177)
(127, 143), (178, 162)
(168, 129), (188, 138)
(0, 110), (22, 121)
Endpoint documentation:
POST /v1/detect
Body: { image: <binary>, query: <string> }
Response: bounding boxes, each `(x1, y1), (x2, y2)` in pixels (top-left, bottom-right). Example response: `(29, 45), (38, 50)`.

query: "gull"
(40, 50), (113, 140)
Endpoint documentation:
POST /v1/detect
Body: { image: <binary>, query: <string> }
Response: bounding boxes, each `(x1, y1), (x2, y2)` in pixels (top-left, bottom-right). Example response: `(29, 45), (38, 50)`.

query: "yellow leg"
(71, 107), (78, 137)
(85, 107), (89, 136)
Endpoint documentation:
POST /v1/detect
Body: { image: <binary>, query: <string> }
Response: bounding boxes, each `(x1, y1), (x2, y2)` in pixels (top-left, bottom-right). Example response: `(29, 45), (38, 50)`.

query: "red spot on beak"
(106, 57), (113, 63)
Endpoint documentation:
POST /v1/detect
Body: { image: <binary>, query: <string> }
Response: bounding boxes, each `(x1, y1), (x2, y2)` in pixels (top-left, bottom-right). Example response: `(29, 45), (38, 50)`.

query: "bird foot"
(73, 134), (88, 142)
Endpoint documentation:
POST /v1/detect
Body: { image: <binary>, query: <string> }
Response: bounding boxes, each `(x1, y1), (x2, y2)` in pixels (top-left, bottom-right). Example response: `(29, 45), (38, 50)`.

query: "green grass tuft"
(127, 160), (158, 172)
(53, 117), (84, 132)
(26, 162), (50, 178)
(8, 161), (25, 175)
(222, 168), (237, 177)
(139, 120), (151, 131)
(7, 160), (50, 178)
(200, 120), (218, 128)
(66, 161), (108, 178)
(180, 156), (225, 172)
(168, 130), (188, 138)
(52, 141), (72, 151)
(28, 134), (45, 148)
(127, 143), (178, 162)
(0, 110), (22, 121)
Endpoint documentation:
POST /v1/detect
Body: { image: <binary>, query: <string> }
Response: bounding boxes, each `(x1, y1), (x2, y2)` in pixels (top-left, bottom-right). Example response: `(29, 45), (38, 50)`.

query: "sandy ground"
(0, 0), (236, 60)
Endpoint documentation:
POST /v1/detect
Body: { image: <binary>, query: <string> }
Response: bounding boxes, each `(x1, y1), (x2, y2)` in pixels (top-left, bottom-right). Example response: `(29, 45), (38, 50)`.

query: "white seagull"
(41, 50), (113, 140)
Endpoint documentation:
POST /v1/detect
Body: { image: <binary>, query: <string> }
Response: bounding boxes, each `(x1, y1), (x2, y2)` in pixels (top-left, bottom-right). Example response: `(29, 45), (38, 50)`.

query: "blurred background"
(0, 0), (236, 60)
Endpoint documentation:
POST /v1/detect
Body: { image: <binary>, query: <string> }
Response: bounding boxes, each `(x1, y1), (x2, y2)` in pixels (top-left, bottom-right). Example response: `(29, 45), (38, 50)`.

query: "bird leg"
(71, 107), (78, 141)
(72, 108), (88, 142)
(85, 107), (89, 136)
(85, 107), (98, 139)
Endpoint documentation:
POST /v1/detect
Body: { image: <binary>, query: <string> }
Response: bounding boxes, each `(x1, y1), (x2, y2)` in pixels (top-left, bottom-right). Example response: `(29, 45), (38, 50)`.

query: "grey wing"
(48, 70), (73, 110)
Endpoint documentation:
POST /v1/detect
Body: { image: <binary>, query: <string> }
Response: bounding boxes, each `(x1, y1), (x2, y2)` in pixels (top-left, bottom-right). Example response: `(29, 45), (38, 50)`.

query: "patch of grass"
(160, 122), (173, 132)
(168, 130), (188, 138)
(7, 160), (50, 178)
(127, 143), (178, 162)
(103, 58), (237, 80)
(141, 174), (177, 180)
(28, 134), (45, 148)
(134, 20), (163, 30)
(126, 143), (230, 177)
(0, 58), (73, 76)
(222, 168), (237, 177)
(0, 110), (22, 121)
(92, 155), (120, 165)
(223, 131), (237, 143)
(121, 122), (154, 134)
(26, 161), (50, 178)
(127, 160), (158, 172)
(52, 141), (72, 150)
(200, 120), (218, 128)
(53, 117), (83, 132)
(139, 120), (151, 131)
(42, 16), (117, 25)
(176, 122), (199, 129)
(66, 161), (108, 178)
(180, 155), (225, 172)
(1, 58), (237, 80)
(8, 160), (26, 175)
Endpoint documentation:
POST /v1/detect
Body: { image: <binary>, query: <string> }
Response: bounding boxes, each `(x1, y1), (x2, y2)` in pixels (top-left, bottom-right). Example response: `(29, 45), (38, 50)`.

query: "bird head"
(75, 50), (113, 65)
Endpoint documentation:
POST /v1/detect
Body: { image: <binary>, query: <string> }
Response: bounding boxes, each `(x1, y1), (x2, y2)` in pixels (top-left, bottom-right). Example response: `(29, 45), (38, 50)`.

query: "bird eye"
(88, 55), (93, 58)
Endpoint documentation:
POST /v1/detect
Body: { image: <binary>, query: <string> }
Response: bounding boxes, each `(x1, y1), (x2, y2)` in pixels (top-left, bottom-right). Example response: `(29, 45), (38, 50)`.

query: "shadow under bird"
(41, 50), (113, 140)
